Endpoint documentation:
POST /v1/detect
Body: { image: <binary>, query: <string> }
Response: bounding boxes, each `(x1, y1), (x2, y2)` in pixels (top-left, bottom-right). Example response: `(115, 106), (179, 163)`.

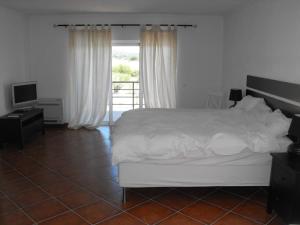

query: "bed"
(112, 75), (300, 202)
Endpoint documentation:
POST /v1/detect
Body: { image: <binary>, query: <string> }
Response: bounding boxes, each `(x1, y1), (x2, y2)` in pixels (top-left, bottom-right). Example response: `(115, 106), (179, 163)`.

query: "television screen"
(12, 82), (37, 106)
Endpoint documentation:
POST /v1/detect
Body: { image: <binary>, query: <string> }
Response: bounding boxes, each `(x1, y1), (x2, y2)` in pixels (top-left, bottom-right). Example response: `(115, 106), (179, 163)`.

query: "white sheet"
(112, 108), (290, 164)
(139, 151), (272, 166)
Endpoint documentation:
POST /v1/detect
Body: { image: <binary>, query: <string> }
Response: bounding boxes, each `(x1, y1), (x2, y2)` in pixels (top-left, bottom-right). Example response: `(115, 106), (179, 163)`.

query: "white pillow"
(265, 109), (291, 137)
(207, 133), (248, 155)
(249, 100), (272, 113)
(235, 95), (271, 112)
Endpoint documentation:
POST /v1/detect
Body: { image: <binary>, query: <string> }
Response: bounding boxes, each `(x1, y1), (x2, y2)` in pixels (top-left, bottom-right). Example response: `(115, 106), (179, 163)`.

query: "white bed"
(112, 75), (300, 202)
(112, 108), (291, 189)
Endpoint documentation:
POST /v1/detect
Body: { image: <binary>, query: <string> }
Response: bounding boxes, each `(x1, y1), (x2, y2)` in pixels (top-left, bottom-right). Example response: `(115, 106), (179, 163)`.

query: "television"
(12, 81), (38, 109)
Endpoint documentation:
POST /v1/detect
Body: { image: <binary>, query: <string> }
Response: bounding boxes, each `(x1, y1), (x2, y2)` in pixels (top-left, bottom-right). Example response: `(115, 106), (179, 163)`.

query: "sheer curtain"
(140, 26), (177, 108)
(67, 27), (111, 129)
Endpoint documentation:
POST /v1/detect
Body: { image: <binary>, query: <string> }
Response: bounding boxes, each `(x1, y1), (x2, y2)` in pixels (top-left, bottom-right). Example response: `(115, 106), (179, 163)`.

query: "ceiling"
(0, 0), (254, 14)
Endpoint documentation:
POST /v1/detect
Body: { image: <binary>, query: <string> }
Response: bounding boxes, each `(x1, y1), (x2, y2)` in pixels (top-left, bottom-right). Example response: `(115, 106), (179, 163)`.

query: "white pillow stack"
(235, 95), (291, 138)
(234, 95), (272, 112)
(265, 109), (292, 137)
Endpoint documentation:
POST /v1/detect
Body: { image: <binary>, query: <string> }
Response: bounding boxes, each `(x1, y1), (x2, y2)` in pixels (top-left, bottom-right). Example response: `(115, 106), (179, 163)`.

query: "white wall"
(0, 6), (29, 115)
(28, 13), (223, 112)
(223, 0), (300, 93)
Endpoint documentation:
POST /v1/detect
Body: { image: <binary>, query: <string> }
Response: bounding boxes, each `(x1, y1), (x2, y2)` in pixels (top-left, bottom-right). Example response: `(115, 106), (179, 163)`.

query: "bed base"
(119, 162), (272, 203)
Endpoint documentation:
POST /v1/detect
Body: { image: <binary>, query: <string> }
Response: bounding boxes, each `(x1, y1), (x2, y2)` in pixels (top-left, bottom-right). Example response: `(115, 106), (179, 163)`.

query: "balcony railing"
(102, 81), (143, 123)
(112, 81), (143, 111)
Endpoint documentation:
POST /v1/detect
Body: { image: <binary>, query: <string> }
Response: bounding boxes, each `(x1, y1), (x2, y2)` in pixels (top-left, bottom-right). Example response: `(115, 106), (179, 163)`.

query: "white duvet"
(112, 108), (290, 164)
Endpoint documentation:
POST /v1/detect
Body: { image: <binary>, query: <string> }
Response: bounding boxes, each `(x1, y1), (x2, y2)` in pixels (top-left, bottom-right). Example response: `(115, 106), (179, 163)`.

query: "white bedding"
(112, 108), (291, 165)
(135, 151), (273, 166)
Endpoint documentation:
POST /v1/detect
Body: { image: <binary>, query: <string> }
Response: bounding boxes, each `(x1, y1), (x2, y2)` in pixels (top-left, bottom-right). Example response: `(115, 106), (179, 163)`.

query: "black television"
(11, 81), (38, 108)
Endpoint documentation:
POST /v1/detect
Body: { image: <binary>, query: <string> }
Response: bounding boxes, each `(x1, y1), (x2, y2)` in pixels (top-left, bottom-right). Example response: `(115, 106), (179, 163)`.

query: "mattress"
(134, 151), (272, 166)
(112, 108), (291, 164)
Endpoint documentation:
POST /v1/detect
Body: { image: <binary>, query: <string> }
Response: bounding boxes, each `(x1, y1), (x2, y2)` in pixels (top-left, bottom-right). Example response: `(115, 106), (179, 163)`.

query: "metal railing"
(112, 81), (142, 110)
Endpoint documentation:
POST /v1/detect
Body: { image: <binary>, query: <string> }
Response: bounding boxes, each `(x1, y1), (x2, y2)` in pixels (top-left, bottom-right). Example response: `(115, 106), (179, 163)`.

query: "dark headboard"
(246, 75), (300, 117)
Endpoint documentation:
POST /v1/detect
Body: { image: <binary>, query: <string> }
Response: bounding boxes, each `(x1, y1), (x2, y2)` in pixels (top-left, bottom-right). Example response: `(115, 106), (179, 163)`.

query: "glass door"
(103, 44), (143, 125)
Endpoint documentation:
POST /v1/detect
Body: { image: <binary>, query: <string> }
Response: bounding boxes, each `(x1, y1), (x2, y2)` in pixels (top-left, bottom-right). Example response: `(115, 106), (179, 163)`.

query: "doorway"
(103, 44), (143, 124)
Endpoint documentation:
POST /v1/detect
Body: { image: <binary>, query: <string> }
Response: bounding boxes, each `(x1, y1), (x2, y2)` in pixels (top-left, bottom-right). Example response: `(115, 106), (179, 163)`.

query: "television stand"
(14, 106), (35, 113)
(0, 108), (45, 149)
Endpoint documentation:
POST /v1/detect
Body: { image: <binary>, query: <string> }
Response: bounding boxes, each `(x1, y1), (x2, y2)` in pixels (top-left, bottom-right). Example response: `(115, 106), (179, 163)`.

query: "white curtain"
(140, 26), (177, 108)
(67, 27), (111, 129)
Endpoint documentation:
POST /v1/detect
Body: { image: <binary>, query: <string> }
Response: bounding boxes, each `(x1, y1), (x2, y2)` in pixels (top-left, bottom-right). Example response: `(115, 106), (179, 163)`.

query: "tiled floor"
(0, 127), (287, 225)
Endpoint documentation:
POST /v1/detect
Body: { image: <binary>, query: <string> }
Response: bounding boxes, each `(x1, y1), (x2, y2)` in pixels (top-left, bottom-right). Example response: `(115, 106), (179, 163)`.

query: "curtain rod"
(53, 24), (197, 28)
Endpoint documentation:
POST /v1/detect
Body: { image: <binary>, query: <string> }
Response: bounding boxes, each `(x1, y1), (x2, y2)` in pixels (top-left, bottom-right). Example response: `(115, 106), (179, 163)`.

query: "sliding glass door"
(103, 43), (143, 125)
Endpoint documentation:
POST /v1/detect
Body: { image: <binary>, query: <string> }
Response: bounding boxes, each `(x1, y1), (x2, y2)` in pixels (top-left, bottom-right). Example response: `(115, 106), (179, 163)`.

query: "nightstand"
(267, 153), (300, 224)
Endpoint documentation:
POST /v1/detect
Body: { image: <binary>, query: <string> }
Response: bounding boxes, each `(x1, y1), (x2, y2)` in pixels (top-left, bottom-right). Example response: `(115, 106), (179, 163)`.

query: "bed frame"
(119, 75), (300, 202)
(246, 75), (300, 117)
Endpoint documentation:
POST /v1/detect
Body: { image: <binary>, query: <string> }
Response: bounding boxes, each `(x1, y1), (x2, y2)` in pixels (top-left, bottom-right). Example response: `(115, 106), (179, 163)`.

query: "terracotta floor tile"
(5, 157), (35, 168)
(0, 198), (18, 215)
(134, 187), (170, 198)
(203, 190), (243, 210)
(214, 213), (260, 225)
(86, 179), (122, 196)
(128, 201), (174, 225)
(0, 170), (24, 185)
(222, 187), (260, 198)
(98, 213), (144, 225)
(43, 157), (75, 169)
(155, 190), (197, 210)
(29, 171), (64, 186)
(41, 180), (80, 197)
(0, 178), (37, 196)
(233, 200), (274, 224)
(75, 200), (120, 223)
(16, 164), (47, 177)
(181, 201), (226, 224)
(26, 168), (57, 177)
(23, 199), (68, 222)
(0, 128), (276, 225)
(0, 192), (6, 198)
(0, 210), (33, 225)
(39, 212), (89, 225)
(69, 173), (99, 186)
(57, 166), (83, 177)
(177, 187), (216, 198)
(11, 187), (50, 208)
(0, 162), (13, 173)
(57, 189), (99, 209)
(158, 213), (203, 225)
(103, 190), (147, 209)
